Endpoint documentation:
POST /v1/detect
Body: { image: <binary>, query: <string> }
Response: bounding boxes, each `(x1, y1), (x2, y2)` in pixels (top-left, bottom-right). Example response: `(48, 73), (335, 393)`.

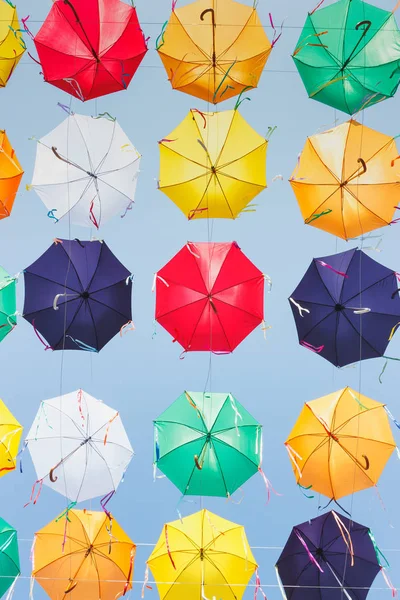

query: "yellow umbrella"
(0, 398), (22, 478)
(0, 0), (25, 87)
(285, 387), (396, 501)
(159, 109), (267, 219)
(147, 509), (257, 600)
(290, 120), (400, 240)
(157, 0), (271, 104)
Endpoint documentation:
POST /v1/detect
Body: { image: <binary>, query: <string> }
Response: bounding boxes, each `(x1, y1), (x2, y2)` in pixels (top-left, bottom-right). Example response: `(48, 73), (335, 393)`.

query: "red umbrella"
(34, 0), (148, 101)
(155, 242), (265, 353)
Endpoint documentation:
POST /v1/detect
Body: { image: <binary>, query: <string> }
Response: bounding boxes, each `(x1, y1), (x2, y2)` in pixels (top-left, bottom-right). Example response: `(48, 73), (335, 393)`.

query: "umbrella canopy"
(159, 109), (267, 220)
(276, 511), (381, 600)
(0, 130), (23, 220)
(0, 398), (22, 479)
(0, 266), (17, 344)
(293, 0), (400, 114)
(285, 387), (395, 501)
(289, 248), (400, 367)
(34, 0), (148, 101)
(23, 239), (132, 352)
(154, 391), (261, 497)
(157, 0), (271, 104)
(155, 241), (264, 353)
(291, 120), (400, 240)
(26, 389), (133, 503)
(33, 509), (135, 600)
(30, 113), (141, 228)
(0, 0), (25, 87)
(0, 517), (20, 598)
(147, 509), (257, 600)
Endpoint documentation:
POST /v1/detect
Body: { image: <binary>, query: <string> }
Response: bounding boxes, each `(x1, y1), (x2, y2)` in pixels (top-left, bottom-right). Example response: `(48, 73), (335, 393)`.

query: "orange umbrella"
(157, 0), (272, 104)
(0, 130), (23, 219)
(32, 509), (135, 599)
(285, 387), (396, 501)
(290, 120), (400, 240)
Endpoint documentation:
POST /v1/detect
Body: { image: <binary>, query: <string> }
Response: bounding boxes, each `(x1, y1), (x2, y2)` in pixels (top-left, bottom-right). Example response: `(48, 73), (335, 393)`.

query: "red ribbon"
(164, 525), (176, 569)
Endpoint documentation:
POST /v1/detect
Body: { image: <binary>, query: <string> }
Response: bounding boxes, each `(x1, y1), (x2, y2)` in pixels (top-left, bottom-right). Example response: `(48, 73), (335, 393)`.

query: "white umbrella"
(30, 113), (141, 228)
(25, 389), (133, 503)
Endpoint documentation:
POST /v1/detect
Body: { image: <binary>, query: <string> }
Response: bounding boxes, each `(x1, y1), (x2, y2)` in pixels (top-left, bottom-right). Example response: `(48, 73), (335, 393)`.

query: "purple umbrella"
(276, 511), (383, 600)
(289, 248), (400, 367)
(23, 239), (132, 352)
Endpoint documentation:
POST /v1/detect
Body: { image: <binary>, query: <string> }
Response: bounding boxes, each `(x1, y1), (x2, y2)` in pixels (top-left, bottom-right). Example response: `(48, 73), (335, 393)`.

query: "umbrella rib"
(209, 396), (232, 432)
(308, 139), (341, 184)
(203, 525), (243, 552)
(312, 260), (338, 305)
(159, 555), (200, 600)
(23, 271), (81, 295)
(333, 404), (392, 434)
(340, 311), (387, 357)
(210, 438), (230, 495)
(59, 243), (85, 291)
(218, 141), (267, 173)
(213, 436), (259, 469)
(342, 273), (397, 305)
(156, 297), (206, 320)
(211, 296), (262, 321)
(204, 553), (241, 598)
(86, 277), (130, 297)
(157, 432), (206, 464)
(213, 274), (265, 300)
(160, 144), (209, 171)
(215, 174), (235, 218)
(89, 296), (131, 324)
(71, 114), (96, 176)
(174, 12), (210, 61)
(50, 298), (86, 351)
(30, 403), (87, 439)
(216, 12), (253, 61)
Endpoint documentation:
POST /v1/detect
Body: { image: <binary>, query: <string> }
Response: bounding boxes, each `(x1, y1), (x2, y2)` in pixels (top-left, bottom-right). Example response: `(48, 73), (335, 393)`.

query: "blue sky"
(1, 0), (400, 598)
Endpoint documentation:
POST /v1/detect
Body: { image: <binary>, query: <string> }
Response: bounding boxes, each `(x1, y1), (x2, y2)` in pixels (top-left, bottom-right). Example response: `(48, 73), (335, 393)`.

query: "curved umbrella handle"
(357, 157), (367, 175)
(53, 293), (67, 311)
(64, 580), (78, 594)
(49, 465), (59, 482)
(200, 8), (216, 66)
(362, 454), (370, 470)
(194, 455), (203, 470)
(355, 20), (372, 35)
(200, 8), (216, 27)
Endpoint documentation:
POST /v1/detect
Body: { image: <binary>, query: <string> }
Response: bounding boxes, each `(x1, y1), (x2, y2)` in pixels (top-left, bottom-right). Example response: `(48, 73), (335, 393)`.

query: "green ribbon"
(305, 208), (332, 224)
(56, 501), (77, 523)
(298, 484), (314, 499)
(368, 530), (390, 569)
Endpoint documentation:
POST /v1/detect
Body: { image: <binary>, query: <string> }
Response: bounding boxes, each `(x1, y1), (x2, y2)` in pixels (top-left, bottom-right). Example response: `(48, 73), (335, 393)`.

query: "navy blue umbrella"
(276, 511), (382, 600)
(23, 239), (132, 352)
(289, 248), (400, 367)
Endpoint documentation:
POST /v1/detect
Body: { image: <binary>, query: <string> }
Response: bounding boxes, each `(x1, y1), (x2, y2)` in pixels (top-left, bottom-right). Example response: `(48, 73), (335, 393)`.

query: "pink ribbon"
(317, 260), (348, 278)
(294, 529), (324, 572)
(32, 320), (53, 351)
(381, 568), (398, 597)
(300, 341), (324, 353)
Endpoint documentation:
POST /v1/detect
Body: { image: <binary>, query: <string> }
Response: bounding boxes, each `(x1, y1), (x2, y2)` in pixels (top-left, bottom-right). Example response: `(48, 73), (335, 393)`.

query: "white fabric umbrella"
(26, 389), (133, 503)
(30, 113), (141, 228)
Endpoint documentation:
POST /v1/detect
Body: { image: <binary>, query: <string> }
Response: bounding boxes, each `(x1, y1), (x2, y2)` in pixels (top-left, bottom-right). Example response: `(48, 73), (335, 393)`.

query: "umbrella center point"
(81, 291), (90, 300)
(334, 304), (345, 312)
(87, 171), (97, 179)
(210, 165), (217, 174)
(315, 547), (325, 559)
(200, 548), (204, 560)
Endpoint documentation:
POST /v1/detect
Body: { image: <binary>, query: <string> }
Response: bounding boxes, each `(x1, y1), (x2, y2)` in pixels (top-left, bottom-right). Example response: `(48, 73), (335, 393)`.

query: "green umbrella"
(154, 391), (262, 497)
(0, 517), (20, 598)
(293, 0), (400, 114)
(0, 267), (17, 344)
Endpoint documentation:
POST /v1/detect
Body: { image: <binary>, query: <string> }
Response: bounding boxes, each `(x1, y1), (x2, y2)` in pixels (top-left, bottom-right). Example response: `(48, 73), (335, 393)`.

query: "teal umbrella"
(0, 517), (19, 598)
(154, 391), (262, 497)
(293, 0), (400, 114)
